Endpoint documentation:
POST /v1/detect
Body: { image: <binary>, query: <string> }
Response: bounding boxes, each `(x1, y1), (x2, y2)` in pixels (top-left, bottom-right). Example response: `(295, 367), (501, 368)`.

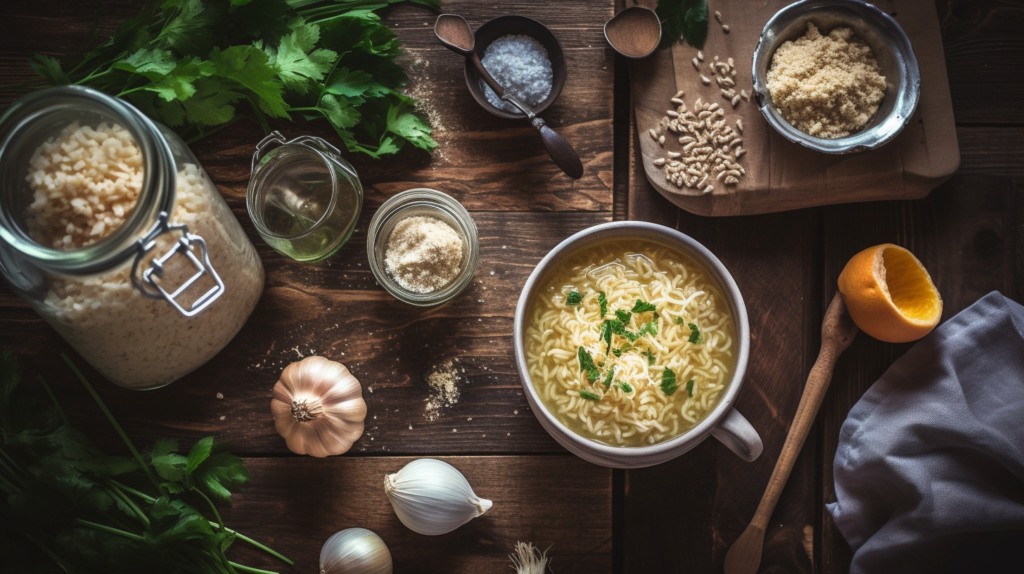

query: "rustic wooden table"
(0, 1), (1020, 573)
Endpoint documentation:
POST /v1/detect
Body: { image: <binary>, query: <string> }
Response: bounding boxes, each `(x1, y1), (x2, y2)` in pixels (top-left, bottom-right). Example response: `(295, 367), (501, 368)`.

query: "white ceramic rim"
(513, 221), (751, 464)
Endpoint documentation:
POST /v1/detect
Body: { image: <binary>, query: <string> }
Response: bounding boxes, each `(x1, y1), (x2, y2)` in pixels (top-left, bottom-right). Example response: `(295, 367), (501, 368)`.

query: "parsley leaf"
(661, 367), (678, 395)
(566, 290), (583, 305)
(598, 292), (608, 318)
(619, 381), (633, 393)
(615, 309), (632, 323)
(675, 316), (685, 324)
(631, 299), (657, 313)
(600, 320), (614, 353)
(28, 53), (69, 85)
(263, 20), (338, 95)
(603, 368), (615, 389)
(579, 389), (601, 401)
(612, 348), (622, 357)
(643, 350), (656, 365)
(577, 347), (601, 382)
(688, 323), (704, 344)
(657, 0), (709, 50)
(686, 379), (695, 397)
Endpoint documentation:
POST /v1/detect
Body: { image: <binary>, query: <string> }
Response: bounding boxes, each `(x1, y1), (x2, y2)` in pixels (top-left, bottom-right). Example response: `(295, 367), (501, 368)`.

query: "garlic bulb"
(270, 356), (366, 457)
(320, 528), (392, 574)
(384, 458), (492, 535)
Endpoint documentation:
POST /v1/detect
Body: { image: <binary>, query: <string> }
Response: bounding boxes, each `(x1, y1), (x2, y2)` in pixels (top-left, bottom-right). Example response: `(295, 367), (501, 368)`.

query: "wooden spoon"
(604, 4), (661, 59)
(434, 14), (584, 179)
(724, 292), (859, 574)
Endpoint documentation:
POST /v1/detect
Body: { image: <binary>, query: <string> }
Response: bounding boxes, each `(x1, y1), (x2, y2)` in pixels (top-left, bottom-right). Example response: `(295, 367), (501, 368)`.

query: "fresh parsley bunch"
(0, 352), (290, 574)
(24, 0), (440, 158)
(657, 0), (709, 49)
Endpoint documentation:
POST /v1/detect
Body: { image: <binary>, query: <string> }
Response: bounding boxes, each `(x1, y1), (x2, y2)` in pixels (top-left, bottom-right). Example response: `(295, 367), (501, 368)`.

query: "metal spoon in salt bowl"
(434, 14), (584, 179)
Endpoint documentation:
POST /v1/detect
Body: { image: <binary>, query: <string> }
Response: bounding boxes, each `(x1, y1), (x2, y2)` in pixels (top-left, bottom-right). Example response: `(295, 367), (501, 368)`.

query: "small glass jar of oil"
(246, 132), (363, 262)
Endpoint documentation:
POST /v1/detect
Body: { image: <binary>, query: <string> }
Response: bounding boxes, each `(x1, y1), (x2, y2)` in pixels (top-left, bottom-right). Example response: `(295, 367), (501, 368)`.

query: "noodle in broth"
(525, 239), (736, 447)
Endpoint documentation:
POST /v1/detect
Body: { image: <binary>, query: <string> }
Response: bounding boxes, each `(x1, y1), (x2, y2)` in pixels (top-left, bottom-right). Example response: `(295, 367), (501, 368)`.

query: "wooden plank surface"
(624, 103), (820, 573)
(0, 0), (615, 457)
(223, 456), (613, 573)
(624, 1), (1024, 573)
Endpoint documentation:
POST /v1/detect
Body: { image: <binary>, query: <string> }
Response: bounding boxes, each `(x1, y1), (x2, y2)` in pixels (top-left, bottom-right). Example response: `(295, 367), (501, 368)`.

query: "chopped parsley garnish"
(566, 290), (583, 305)
(642, 350), (656, 365)
(602, 368), (615, 389)
(599, 320), (616, 353)
(577, 346), (600, 382)
(618, 381), (633, 393)
(579, 389), (601, 401)
(612, 348), (622, 357)
(661, 367), (678, 395)
(631, 299), (657, 313)
(686, 379), (695, 397)
(675, 316), (684, 325)
(615, 309), (632, 323)
(688, 323), (703, 344)
(598, 291), (608, 317)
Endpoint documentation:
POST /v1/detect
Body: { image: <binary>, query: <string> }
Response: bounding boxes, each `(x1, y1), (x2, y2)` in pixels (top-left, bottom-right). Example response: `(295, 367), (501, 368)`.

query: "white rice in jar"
(24, 122), (263, 389)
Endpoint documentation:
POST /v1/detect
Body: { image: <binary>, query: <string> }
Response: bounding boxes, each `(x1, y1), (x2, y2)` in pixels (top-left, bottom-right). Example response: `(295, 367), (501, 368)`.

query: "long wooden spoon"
(724, 292), (859, 574)
(434, 14), (584, 179)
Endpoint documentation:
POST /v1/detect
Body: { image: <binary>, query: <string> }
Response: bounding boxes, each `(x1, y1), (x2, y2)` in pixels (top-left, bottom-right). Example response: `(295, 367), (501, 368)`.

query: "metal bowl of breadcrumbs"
(752, 0), (920, 154)
(367, 188), (479, 307)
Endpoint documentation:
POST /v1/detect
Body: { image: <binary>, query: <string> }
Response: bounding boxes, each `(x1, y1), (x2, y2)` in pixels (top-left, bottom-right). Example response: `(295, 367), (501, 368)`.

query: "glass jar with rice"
(0, 86), (264, 390)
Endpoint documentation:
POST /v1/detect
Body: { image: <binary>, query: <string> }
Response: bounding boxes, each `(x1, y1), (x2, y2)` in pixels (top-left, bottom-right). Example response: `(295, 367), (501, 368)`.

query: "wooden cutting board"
(627, 0), (959, 216)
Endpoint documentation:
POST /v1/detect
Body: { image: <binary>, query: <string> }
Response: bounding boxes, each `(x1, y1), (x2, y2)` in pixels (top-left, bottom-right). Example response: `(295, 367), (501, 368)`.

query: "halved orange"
(838, 244), (942, 343)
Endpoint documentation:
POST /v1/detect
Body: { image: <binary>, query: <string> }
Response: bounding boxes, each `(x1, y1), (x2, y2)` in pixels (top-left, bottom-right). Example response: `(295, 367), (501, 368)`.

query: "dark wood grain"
(816, 174), (1023, 574)
(624, 102), (822, 573)
(222, 456), (613, 573)
(0, 1), (615, 213)
(1, 211), (610, 455)
(937, 0), (1024, 125)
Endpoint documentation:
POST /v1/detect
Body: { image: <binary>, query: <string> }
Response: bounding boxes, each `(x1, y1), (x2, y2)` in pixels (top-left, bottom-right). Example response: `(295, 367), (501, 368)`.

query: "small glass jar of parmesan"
(0, 86), (264, 389)
(367, 188), (478, 307)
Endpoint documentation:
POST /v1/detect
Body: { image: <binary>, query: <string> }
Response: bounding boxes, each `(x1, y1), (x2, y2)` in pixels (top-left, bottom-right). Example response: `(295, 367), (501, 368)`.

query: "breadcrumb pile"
(766, 23), (887, 139)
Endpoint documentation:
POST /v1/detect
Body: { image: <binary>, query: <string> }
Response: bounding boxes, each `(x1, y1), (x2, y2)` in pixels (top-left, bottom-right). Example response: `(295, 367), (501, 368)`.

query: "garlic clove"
(270, 356), (367, 457)
(320, 528), (393, 574)
(384, 458), (492, 536)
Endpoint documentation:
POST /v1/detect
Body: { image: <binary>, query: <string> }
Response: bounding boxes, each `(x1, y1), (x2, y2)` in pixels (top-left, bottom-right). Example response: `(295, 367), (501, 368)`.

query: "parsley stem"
(229, 562), (279, 574)
(109, 480), (294, 565)
(216, 527), (295, 566)
(36, 375), (69, 427)
(25, 532), (74, 574)
(61, 354), (163, 493)
(105, 481), (150, 527)
(75, 518), (143, 542)
(191, 485), (225, 528)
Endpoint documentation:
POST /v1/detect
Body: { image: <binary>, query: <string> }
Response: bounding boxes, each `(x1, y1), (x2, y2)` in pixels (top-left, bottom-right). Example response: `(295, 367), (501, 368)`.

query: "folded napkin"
(827, 291), (1024, 574)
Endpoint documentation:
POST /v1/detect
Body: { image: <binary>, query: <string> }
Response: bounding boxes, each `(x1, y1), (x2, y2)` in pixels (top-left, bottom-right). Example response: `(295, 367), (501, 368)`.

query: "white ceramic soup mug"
(513, 221), (763, 469)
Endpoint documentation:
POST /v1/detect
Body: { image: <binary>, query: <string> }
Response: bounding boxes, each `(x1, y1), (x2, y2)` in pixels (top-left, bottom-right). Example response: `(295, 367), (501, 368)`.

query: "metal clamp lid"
(250, 131), (355, 179)
(131, 212), (225, 318)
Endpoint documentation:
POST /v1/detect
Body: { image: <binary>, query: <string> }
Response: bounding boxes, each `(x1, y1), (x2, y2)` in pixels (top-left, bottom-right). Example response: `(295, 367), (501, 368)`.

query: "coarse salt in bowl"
(367, 188), (479, 307)
(463, 15), (567, 120)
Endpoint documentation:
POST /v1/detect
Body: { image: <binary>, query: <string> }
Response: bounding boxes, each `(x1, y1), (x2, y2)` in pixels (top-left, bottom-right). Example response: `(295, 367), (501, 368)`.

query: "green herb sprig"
(661, 367), (678, 395)
(657, 0), (709, 49)
(566, 290), (583, 305)
(17, 0), (440, 158)
(0, 352), (291, 574)
(688, 322), (703, 344)
(577, 346), (601, 383)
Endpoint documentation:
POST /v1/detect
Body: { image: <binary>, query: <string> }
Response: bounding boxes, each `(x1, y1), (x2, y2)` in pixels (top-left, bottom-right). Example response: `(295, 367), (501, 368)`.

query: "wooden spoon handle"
(750, 292), (858, 530)
(538, 123), (584, 179)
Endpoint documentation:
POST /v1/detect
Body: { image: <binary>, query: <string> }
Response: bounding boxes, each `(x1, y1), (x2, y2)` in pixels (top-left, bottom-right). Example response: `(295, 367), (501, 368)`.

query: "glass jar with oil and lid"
(246, 132), (363, 262)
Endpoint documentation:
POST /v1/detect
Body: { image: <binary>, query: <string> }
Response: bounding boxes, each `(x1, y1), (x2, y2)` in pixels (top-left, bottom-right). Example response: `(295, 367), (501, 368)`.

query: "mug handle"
(710, 408), (763, 462)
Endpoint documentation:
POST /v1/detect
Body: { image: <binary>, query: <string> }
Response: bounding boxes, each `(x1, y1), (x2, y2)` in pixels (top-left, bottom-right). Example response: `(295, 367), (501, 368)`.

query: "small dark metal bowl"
(463, 15), (567, 120)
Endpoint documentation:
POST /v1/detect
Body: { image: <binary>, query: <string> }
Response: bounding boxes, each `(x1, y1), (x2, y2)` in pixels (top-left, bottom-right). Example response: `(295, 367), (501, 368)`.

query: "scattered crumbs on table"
(409, 425), (413, 430)
(368, 387), (374, 393)
(467, 417), (473, 421)
(490, 270), (495, 275)
(215, 392), (224, 399)
(502, 245), (507, 249)
(219, 415), (226, 421)
(514, 410), (519, 415)
(507, 433), (511, 436)
(425, 359), (462, 421)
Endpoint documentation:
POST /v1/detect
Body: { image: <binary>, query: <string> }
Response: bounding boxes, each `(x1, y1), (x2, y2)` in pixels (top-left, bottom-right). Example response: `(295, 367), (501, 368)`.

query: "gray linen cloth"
(827, 291), (1024, 573)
